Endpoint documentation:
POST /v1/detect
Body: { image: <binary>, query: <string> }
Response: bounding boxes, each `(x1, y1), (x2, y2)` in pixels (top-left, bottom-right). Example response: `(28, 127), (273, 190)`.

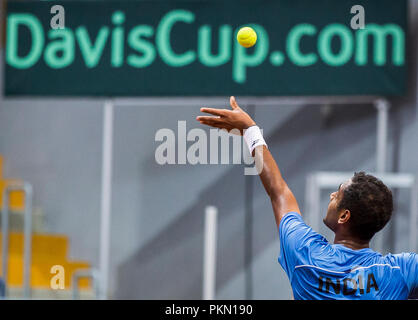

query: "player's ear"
(337, 209), (351, 224)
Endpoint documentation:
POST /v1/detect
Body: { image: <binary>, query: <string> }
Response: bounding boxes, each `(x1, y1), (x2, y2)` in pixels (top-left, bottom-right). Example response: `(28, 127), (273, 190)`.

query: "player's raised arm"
(197, 96), (300, 228)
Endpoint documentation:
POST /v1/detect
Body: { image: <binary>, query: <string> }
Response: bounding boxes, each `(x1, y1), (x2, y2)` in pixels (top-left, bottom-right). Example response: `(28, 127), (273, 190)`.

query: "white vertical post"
(203, 206), (218, 300)
(410, 179), (418, 252)
(305, 175), (313, 227)
(374, 99), (390, 253)
(307, 174), (320, 232)
(375, 99), (389, 173)
(99, 100), (114, 299)
(22, 184), (33, 299)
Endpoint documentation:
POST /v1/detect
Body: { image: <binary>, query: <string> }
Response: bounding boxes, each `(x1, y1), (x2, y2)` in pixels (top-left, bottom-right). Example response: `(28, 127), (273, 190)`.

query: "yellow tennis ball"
(237, 27), (257, 48)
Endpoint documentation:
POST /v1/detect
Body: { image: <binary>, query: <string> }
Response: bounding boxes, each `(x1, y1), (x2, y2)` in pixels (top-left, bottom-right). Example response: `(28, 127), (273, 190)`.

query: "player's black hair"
(337, 172), (393, 241)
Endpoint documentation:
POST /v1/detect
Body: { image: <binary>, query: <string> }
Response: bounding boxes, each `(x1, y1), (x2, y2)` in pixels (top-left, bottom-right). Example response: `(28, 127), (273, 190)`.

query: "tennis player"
(197, 96), (418, 300)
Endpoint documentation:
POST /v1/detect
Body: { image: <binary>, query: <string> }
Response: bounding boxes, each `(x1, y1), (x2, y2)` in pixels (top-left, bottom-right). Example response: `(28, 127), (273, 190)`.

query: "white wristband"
(243, 125), (267, 155)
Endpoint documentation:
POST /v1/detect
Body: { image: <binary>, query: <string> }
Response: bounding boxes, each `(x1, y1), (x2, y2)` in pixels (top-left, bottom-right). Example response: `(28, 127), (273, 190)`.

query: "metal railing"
(1, 182), (33, 299)
(72, 268), (101, 300)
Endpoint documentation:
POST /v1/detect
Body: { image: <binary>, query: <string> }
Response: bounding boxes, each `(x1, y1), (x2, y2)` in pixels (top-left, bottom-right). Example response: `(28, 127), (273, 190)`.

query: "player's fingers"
(202, 122), (225, 129)
(198, 120), (223, 129)
(200, 121), (235, 132)
(198, 118), (228, 127)
(200, 108), (227, 117)
(210, 123), (235, 130)
(230, 96), (240, 110)
(196, 116), (225, 123)
(198, 119), (241, 134)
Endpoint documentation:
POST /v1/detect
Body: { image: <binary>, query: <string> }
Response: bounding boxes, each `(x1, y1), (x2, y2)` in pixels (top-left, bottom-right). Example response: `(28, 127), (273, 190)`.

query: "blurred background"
(0, 0), (416, 300)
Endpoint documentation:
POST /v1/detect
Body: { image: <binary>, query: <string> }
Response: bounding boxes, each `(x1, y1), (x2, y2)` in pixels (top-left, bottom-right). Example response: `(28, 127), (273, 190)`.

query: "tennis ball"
(237, 27), (257, 48)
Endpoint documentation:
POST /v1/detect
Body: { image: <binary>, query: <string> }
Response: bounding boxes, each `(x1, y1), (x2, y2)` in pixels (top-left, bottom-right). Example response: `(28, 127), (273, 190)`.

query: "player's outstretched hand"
(196, 96), (256, 135)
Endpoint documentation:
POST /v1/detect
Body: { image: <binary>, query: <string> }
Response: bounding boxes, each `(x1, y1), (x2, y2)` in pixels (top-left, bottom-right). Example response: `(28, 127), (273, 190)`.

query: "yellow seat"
(0, 155), (91, 290)
(0, 232), (91, 289)
(0, 179), (25, 212)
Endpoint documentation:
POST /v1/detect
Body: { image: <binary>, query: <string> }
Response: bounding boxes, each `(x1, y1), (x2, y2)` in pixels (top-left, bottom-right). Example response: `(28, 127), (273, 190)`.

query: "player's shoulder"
(279, 211), (305, 236)
(280, 211), (319, 237)
(383, 252), (418, 266)
(279, 211), (330, 250)
(279, 211), (314, 233)
(280, 211), (303, 224)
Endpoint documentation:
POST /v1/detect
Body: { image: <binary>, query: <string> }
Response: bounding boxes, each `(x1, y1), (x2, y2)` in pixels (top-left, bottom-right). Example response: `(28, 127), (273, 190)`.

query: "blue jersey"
(278, 212), (418, 300)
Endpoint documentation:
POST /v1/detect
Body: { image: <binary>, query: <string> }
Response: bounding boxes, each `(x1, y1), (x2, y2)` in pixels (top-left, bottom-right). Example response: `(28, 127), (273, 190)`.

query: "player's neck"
(333, 235), (370, 250)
